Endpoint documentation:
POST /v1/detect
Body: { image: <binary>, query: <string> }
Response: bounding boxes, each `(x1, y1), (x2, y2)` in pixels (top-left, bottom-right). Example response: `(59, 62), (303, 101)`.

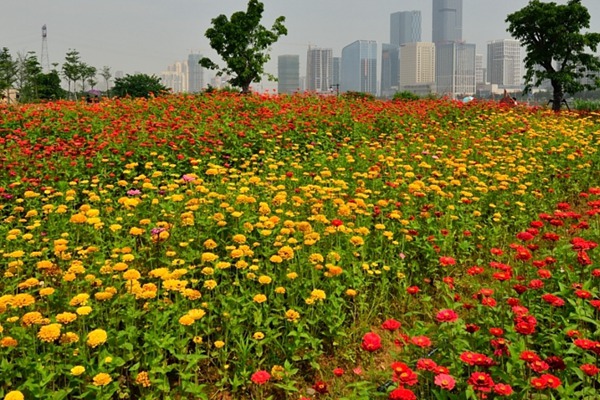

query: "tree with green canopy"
(0, 47), (18, 103)
(506, 0), (600, 111)
(111, 73), (168, 98)
(200, 0), (287, 94)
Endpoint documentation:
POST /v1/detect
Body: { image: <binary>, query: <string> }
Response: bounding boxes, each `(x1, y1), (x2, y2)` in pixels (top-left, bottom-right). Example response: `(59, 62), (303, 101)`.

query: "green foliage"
(37, 70), (67, 101)
(0, 47), (18, 101)
(341, 91), (375, 101)
(392, 91), (420, 101)
(506, 0), (600, 111)
(200, 0), (287, 94)
(111, 73), (169, 98)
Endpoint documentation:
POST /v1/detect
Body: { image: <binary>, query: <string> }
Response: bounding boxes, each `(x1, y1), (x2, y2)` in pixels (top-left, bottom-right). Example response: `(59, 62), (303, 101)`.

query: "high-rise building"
(161, 61), (188, 93)
(341, 40), (377, 95)
(381, 43), (400, 97)
(487, 39), (521, 88)
(475, 53), (486, 84)
(187, 53), (204, 93)
(306, 46), (333, 92)
(435, 42), (476, 97)
(400, 42), (436, 91)
(390, 11), (421, 46)
(278, 54), (300, 94)
(432, 0), (463, 44)
(332, 57), (341, 88)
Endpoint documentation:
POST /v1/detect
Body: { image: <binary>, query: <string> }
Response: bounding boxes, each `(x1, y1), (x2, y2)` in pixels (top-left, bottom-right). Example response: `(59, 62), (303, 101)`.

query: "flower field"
(0, 93), (599, 399)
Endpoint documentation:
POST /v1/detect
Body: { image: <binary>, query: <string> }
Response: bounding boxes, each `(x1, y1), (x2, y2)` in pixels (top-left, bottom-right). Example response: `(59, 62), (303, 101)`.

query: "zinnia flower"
(434, 373), (456, 390)
(381, 318), (401, 331)
(361, 332), (382, 352)
(92, 372), (112, 386)
(436, 309), (459, 323)
(86, 329), (107, 348)
(250, 370), (271, 385)
(71, 365), (85, 376)
(3, 391), (24, 400)
(38, 323), (62, 342)
(388, 386), (417, 400)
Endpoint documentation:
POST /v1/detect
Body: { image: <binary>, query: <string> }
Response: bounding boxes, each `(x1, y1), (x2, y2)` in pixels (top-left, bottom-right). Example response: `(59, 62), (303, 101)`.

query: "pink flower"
(434, 373), (456, 390)
(250, 370), (270, 385)
(436, 309), (459, 323)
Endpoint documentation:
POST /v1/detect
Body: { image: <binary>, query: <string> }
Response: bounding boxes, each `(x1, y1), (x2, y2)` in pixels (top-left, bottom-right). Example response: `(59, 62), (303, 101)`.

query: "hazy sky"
(4, 0), (600, 89)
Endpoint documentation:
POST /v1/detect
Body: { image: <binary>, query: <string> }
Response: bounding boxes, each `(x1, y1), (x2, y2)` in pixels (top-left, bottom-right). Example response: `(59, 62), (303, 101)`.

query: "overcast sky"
(3, 0), (600, 89)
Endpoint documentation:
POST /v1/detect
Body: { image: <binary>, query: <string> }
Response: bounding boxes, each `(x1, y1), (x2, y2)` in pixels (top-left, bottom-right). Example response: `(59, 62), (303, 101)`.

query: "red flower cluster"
(530, 373), (561, 389)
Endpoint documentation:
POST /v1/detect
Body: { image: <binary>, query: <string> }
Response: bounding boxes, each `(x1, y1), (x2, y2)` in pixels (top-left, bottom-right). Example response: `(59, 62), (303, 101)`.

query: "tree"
(506, 0), (600, 111)
(15, 52), (42, 102)
(100, 66), (112, 96)
(200, 0), (287, 94)
(62, 49), (83, 99)
(111, 73), (168, 98)
(0, 47), (18, 103)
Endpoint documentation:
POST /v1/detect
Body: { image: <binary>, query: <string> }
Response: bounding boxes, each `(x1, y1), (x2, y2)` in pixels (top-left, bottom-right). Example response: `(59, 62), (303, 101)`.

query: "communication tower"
(40, 25), (50, 71)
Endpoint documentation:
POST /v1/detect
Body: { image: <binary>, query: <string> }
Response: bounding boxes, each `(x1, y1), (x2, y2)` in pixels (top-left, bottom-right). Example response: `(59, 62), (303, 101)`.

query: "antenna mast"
(41, 25), (50, 71)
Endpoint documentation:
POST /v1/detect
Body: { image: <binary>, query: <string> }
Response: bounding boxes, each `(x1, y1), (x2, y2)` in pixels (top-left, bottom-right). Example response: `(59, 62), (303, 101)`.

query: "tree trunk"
(552, 80), (563, 112)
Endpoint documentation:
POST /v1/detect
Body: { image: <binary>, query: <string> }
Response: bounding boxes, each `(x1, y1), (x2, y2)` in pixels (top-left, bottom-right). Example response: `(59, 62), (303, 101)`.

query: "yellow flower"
(0, 337), (18, 347)
(203, 239), (218, 249)
(253, 294), (267, 304)
(21, 311), (44, 327)
(69, 293), (89, 306)
(253, 332), (265, 340)
(286, 272), (298, 280)
(60, 332), (80, 345)
(345, 288), (357, 297)
(275, 287), (286, 294)
(38, 323), (62, 342)
(179, 315), (195, 326)
(56, 312), (77, 324)
(310, 289), (326, 301)
(203, 280), (217, 290)
(123, 269), (141, 280)
(11, 293), (35, 308)
(92, 372), (112, 386)
(214, 340), (225, 349)
(129, 227), (144, 236)
(232, 234), (246, 244)
(3, 390), (24, 400)
(76, 306), (92, 315)
(258, 275), (272, 285)
(39, 288), (55, 297)
(269, 255), (283, 263)
(71, 365), (85, 376)
(285, 309), (300, 322)
(277, 246), (294, 260)
(193, 336), (203, 344)
(86, 329), (107, 348)
(187, 309), (206, 320)
(349, 236), (364, 246)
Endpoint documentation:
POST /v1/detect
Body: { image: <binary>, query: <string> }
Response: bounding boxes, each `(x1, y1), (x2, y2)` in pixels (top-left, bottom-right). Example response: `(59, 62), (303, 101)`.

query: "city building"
(187, 53), (204, 93)
(341, 40), (378, 95)
(390, 11), (421, 46)
(400, 42), (436, 95)
(475, 53), (486, 84)
(306, 46), (333, 92)
(381, 43), (400, 97)
(487, 39), (521, 88)
(161, 61), (188, 93)
(435, 41), (476, 97)
(277, 54), (300, 94)
(332, 57), (341, 89)
(432, 0), (463, 44)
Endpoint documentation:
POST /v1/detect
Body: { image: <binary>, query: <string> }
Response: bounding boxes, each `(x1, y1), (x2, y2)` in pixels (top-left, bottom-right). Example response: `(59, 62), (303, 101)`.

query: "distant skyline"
(3, 1), (600, 91)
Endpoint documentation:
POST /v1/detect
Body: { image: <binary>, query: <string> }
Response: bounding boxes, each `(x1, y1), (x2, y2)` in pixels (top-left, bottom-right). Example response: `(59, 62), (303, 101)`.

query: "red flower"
(436, 309), (459, 323)
(416, 358), (437, 371)
(332, 368), (344, 377)
(467, 266), (484, 275)
(395, 370), (418, 386)
(545, 356), (566, 371)
(467, 372), (494, 392)
(388, 387), (417, 400)
(250, 370), (271, 385)
(391, 362), (411, 375)
(439, 256), (456, 266)
(540, 373), (561, 389)
(490, 247), (504, 256)
(361, 332), (382, 352)
(528, 360), (550, 373)
(530, 377), (547, 390)
(406, 286), (420, 295)
(410, 335), (432, 348)
(465, 323), (480, 333)
(312, 381), (328, 394)
(434, 373), (456, 390)
(331, 219), (343, 227)
(580, 364), (600, 376)
(381, 318), (401, 331)
(489, 327), (504, 337)
(493, 383), (514, 396)
(514, 315), (537, 335)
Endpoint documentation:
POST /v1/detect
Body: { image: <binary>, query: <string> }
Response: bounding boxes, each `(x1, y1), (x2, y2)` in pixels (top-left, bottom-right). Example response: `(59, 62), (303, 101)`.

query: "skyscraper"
(381, 43), (400, 97)
(432, 0), (463, 44)
(400, 42), (436, 92)
(187, 53), (204, 93)
(341, 40), (377, 95)
(435, 42), (476, 97)
(390, 11), (421, 46)
(278, 55), (300, 94)
(487, 39), (521, 88)
(306, 46), (333, 92)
